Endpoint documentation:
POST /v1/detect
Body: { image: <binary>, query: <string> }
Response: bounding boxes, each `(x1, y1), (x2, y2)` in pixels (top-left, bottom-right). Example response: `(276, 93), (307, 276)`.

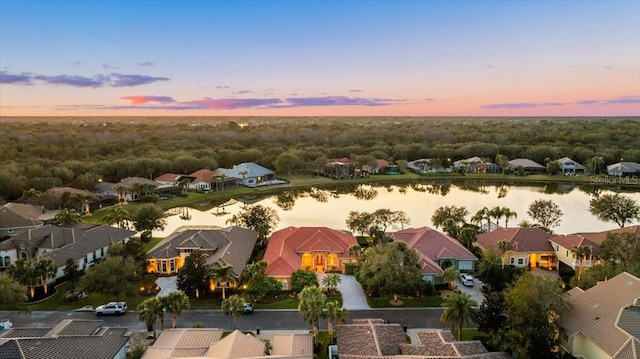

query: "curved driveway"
(333, 274), (371, 310)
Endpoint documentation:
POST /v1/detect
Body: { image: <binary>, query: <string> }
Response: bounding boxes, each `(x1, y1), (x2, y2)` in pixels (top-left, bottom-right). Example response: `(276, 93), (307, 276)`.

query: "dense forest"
(1, 116), (639, 201)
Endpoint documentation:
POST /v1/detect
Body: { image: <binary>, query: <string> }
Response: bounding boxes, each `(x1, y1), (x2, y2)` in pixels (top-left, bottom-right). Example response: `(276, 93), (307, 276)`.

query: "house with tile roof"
(557, 157), (586, 175)
(0, 203), (49, 239)
(390, 227), (478, 285)
(335, 319), (510, 359)
(362, 159), (389, 174)
(607, 161), (640, 177)
(215, 162), (281, 188)
(0, 319), (129, 359)
(550, 225), (640, 271)
(264, 227), (358, 290)
(186, 169), (217, 191)
(154, 173), (196, 186)
(453, 156), (499, 173)
(477, 227), (555, 269)
(508, 158), (545, 172)
(145, 226), (257, 287)
(559, 272), (640, 359)
(0, 224), (135, 282)
(142, 328), (312, 359)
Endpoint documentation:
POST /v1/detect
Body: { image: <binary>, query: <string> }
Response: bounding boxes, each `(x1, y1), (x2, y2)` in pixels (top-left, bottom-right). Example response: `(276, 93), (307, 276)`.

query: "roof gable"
(477, 227), (553, 253)
(392, 227), (478, 262)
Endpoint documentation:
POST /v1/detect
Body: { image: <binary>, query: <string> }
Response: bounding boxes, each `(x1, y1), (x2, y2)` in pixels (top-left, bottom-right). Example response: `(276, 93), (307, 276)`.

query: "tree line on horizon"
(1, 117), (639, 201)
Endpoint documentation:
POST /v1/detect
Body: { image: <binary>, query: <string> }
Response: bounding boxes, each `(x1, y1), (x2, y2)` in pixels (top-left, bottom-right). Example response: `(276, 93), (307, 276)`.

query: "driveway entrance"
(318, 273), (371, 310)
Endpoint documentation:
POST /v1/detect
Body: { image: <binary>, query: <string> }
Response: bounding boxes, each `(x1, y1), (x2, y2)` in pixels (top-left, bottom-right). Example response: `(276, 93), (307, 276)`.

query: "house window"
(510, 257), (515, 265)
(458, 261), (474, 270)
(162, 261), (167, 273)
(566, 250), (569, 257)
(517, 258), (524, 265)
(279, 279), (288, 290)
(3, 256), (9, 267)
(170, 259), (175, 273)
(327, 253), (338, 267)
(101, 248), (105, 257)
(556, 245), (559, 252)
(156, 260), (161, 273)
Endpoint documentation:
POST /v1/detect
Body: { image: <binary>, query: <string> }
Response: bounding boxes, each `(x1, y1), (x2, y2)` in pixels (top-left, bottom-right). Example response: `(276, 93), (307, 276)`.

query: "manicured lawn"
(367, 295), (443, 308)
(452, 328), (488, 341)
(143, 237), (164, 252)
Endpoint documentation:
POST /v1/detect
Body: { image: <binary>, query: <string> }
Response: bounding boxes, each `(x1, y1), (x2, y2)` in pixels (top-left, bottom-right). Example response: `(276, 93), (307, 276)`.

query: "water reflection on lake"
(158, 181), (640, 237)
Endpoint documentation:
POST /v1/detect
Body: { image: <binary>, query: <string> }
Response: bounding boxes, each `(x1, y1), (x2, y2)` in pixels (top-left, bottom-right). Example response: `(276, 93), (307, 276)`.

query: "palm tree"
(103, 206), (131, 229)
(209, 261), (237, 300)
(322, 300), (347, 344)
(54, 208), (82, 226)
(221, 294), (245, 329)
(457, 226), (477, 249)
(497, 240), (512, 269)
(163, 291), (191, 328)
(489, 206), (504, 230)
(35, 257), (57, 295)
(443, 266), (461, 291)
(348, 244), (362, 258)
(441, 292), (479, 341)
(517, 220), (537, 228)
(137, 297), (163, 338)
(8, 258), (39, 298)
(113, 183), (128, 204)
(298, 285), (327, 346)
(472, 207), (490, 233)
(178, 178), (191, 195)
(572, 245), (592, 282)
(502, 207), (518, 228)
(321, 273), (342, 295)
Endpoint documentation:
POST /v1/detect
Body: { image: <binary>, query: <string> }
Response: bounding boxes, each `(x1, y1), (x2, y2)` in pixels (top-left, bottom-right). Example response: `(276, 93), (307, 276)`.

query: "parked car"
(95, 302), (128, 316)
(460, 274), (475, 287)
(242, 303), (254, 314)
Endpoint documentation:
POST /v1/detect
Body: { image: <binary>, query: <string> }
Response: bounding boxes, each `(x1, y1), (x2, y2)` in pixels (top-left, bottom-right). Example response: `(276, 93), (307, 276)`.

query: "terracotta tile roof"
(0, 203), (45, 231)
(391, 227), (478, 275)
(337, 319), (406, 356)
(0, 320), (128, 359)
(11, 224), (135, 266)
(264, 227), (358, 277)
(146, 226), (257, 276)
(560, 272), (640, 357)
(476, 227), (553, 253)
(154, 173), (188, 182)
(188, 169), (216, 184)
(508, 158), (544, 169)
(581, 225), (640, 246)
(548, 234), (598, 251)
(327, 157), (353, 165)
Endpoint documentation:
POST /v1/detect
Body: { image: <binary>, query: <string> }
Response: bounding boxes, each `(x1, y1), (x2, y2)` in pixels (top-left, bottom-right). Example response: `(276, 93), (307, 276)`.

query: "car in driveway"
(95, 302), (128, 316)
(460, 273), (475, 287)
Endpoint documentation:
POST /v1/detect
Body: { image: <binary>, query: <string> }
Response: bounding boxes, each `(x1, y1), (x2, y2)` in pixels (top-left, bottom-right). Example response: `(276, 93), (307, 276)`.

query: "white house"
(557, 157), (585, 175)
(215, 162), (279, 187)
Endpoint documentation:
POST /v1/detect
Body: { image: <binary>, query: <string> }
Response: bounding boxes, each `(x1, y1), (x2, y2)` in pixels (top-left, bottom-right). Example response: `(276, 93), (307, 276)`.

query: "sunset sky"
(1, 0), (639, 117)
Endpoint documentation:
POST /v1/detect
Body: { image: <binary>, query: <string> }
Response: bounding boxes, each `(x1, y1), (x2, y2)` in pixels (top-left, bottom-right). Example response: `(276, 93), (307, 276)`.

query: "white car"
(95, 302), (128, 316)
(460, 274), (475, 287)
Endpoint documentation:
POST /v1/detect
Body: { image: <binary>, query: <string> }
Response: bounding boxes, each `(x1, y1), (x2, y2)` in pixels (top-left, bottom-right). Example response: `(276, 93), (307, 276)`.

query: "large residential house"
(559, 272), (640, 359)
(0, 224), (136, 281)
(508, 158), (545, 172)
(453, 157), (499, 173)
(0, 319), (129, 359)
(0, 203), (50, 238)
(407, 159), (452, 174)
(154, 173), (195, 186)
(557, 157), (586, 175)
(264, 227), (358, 290)
(336, 319), (510, 359)
(362, 159), (389, 174)
(322, 157), (355, 179)
(390, 227), (478, 285)
(187, 169), (217, 191)
(476, 227), (555, 269)
(607, 161), (640, 177)
(143, 328), (312, 359)
(215, 162), (279, 187)
(145, 226), (257, 292)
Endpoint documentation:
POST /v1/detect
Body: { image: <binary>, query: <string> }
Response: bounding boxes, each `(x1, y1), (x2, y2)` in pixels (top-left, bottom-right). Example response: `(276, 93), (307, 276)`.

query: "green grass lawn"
(451, 328), (488, 341)
(367, 295), (443, 308)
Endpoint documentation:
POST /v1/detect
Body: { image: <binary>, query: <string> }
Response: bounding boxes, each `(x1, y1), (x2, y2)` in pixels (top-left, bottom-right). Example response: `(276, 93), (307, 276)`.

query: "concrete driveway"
(455, 276), (485, 304)
(318, 273), (371, 310)
(156, 276), (179, 297)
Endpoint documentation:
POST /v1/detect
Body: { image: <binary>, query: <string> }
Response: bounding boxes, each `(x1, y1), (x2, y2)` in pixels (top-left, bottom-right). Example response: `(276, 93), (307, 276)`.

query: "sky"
(1, 0), (639, 117)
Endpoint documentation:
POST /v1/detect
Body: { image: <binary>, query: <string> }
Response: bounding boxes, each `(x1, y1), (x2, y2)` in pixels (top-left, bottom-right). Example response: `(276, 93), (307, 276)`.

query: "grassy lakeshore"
(85, 172), (639, 223)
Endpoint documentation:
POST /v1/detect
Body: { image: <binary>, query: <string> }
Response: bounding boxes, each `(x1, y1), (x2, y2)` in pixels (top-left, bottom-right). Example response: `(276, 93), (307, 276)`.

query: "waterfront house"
(607, 161), (640, 177)
(557, 157), (586, 175)
(476, 227), (555, 269)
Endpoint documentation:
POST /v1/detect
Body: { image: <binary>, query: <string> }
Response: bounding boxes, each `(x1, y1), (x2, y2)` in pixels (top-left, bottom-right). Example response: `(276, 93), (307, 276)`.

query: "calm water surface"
(158, 181), (640, 237)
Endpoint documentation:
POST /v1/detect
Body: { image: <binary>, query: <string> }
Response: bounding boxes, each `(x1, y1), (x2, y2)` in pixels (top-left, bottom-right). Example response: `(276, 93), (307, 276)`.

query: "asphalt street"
(1, 308), (447, 332)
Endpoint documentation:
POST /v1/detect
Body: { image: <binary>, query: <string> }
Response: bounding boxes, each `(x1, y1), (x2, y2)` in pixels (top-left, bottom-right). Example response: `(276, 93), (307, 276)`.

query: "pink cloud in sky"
(120, 95), (175, 105)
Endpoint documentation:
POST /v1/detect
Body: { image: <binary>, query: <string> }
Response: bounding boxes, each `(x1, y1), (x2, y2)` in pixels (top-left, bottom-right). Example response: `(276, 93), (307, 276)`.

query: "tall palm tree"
(221, 294), (245, 330)
(443, 266), (461, 291)
(35, 257), (57, 295)
(502, 207), (518, 228)
(137, 296), (163, 338)
(472, 207), (490, 232)
(497, 240), (512, 269)
(572, 245), (592, 282)
(298, 285), (327, 346)
(322, 300), (347, 343)
(163, 291), (191, 328)
(209, 261), (237, 300)
(489, 206), (504, 230)
(103, 206), (131, 229)
(441, 292), (479, 341)
(457, 226), (477, 249)
(54, 208), (82, 226)
(8, 258), (39, 298)
(113, 183), (128, 204)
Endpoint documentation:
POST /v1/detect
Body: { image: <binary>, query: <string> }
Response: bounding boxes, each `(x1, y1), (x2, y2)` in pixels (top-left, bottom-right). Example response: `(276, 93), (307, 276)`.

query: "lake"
(157, 181), (640, 237)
